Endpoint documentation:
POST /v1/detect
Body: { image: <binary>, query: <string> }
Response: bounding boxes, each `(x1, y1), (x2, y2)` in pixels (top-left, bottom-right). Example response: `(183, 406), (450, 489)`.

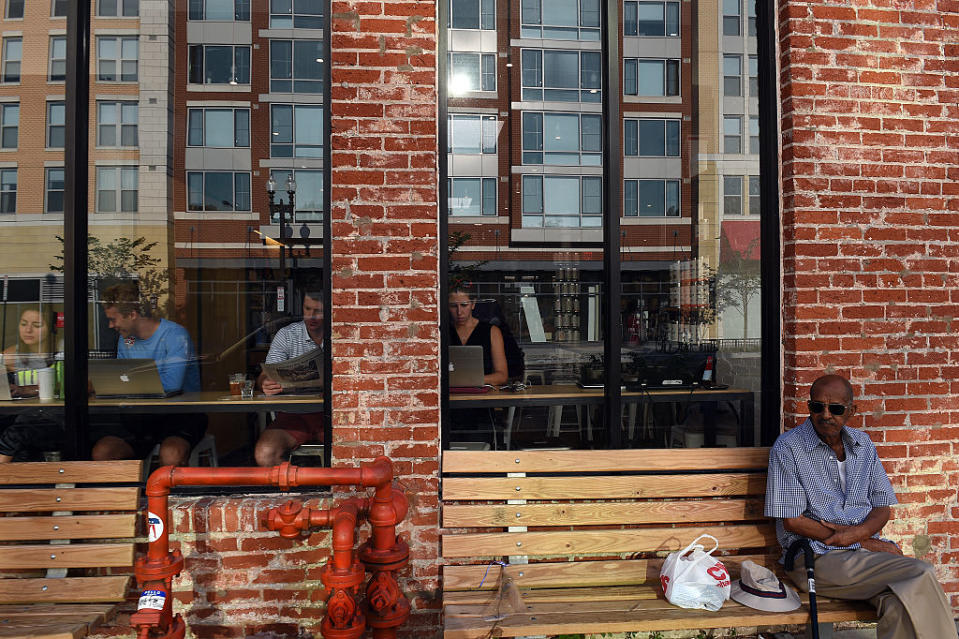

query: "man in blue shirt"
(766, 374), (956, 639)
(91, 282), (205, 466)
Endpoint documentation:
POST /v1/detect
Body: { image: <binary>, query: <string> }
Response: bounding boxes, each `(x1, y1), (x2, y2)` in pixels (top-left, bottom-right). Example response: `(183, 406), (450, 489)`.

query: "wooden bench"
(441, 447), (876, 638)
(0, 460), (142, 639)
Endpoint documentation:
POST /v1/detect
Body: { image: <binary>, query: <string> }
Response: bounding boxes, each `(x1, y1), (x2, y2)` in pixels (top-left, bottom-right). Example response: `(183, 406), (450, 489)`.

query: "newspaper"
(261, 347), (323, 388)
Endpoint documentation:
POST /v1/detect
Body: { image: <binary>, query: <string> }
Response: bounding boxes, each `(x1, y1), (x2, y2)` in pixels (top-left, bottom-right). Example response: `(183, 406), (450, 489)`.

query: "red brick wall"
(779, 0), (959, 611)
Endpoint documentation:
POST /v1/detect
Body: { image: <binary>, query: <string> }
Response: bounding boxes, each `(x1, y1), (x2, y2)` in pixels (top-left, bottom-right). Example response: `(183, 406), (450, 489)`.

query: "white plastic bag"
(659, 533), (731, 611)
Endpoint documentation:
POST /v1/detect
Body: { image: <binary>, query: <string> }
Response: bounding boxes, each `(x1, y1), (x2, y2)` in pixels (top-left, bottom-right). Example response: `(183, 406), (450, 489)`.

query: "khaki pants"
(785, 549), (956, 639)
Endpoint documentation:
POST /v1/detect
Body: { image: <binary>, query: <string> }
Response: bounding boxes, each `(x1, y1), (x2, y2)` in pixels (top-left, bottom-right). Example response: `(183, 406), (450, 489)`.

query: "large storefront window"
(0, 0), (330, 469)
(441, 0), (774, 450)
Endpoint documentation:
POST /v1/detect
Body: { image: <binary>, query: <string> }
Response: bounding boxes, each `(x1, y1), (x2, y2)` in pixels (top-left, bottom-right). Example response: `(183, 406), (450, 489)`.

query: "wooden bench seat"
(441, 448), (875, 638)
(0, 460), (142, 639)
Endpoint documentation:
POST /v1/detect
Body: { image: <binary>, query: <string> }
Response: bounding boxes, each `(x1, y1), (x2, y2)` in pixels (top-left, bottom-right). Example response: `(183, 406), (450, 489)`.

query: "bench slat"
(0, 577), (131, 604)
(443, 448), (771, 474)
(443, 524), (775, 558)
(443, 553), (780, 591)
(0, 487), (140, 513)
(443, 498), (766, 528)
(443, 473), (766, 500)
(0, 544), (134, 570)
(0, 461), (142, 486)
(443, 597), (875, 639)
(0, 604), (117, 617)
(0, 515), (137, 541)
(0, 622), (95, 639)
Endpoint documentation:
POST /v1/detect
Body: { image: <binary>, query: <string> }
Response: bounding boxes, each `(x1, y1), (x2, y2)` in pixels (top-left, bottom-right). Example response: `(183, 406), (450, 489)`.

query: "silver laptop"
(449, 345), (485, 388)
(89, 359), (179, 399)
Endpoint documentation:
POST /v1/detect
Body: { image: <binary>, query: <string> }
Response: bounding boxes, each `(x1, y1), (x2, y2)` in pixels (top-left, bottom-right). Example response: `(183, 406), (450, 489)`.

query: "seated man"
(254, 281), (324, 466)
(766, 374), (957, 639)
(91, 282), (205, 467)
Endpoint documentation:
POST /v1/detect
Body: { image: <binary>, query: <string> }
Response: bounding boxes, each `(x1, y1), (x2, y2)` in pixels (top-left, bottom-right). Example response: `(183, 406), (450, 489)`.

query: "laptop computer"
(449, 345), (487, 392)
(88, 359), (181, 399)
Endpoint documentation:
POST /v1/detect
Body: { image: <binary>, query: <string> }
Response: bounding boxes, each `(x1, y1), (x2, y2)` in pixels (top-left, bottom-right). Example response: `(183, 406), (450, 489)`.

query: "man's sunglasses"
(807, 400), (850, 416)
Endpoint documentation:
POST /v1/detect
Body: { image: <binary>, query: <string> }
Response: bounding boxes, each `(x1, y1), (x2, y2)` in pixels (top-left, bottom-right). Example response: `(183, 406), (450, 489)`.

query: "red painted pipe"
(131, 457), (409, 639)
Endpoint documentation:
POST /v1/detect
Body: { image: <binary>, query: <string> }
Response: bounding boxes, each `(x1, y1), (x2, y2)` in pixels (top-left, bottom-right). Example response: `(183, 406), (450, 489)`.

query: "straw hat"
(730, 560), (801, 612)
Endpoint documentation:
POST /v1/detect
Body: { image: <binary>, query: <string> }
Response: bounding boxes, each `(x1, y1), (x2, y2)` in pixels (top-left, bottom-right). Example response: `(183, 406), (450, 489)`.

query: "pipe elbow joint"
(145, 466), (176, 498)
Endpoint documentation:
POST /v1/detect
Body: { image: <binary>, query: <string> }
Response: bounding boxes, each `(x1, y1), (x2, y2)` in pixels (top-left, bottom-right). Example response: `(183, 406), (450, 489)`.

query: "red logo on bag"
(660, 574), (670, 592)
(707, 562), (728, 584)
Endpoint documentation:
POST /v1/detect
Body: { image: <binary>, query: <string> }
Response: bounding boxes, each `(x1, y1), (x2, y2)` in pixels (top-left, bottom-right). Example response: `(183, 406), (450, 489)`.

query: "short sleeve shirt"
(265, 321), (320, 363)
(764, 418), (898, 560)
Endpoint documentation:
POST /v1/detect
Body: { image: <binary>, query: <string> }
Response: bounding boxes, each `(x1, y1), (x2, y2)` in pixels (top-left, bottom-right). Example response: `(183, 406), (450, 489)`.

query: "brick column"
(328, 1), (441, 635)
(780, 0), (959, 610)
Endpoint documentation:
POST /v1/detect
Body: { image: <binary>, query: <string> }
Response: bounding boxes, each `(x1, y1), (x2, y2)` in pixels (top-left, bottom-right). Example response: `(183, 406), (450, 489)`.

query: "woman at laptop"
(448, 284), (508, 386)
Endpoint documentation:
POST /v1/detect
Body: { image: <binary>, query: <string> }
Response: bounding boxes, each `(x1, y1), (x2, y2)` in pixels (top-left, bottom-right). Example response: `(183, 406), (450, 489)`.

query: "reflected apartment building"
(446, 0), (761, 370)
(0, 0), (173, 350)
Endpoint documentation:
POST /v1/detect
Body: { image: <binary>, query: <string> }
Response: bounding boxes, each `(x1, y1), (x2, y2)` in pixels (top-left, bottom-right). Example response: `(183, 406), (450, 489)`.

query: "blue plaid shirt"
(765, 419), (898, 561)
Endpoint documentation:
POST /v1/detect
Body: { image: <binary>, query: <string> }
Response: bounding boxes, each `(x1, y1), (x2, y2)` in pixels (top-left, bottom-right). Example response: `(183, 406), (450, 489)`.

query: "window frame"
(623, 57), (680, 96)
(0, 167), (15, 214)
(520, 174), (603, 228)
(520, 48), (602, 102)
(623, 1), (680, 37)
(186, 171), (252, 212)
(188, 0), (250, 21)
(269, 104), (323, 157)
(44, 167), (64, 214)
(47, 101), (65, 149)
(723, 175), (743, 216)
(722, 0), (741, 36)
(97, 0), (139, 17)
(448, 0), (494, 31)
(520, 0), (600, 41)
(188, 44), (251, 86)
(723, 115), (742, 154)
(448, 52), (496, 94)
(268, 169), (324, 222)
(96, 36), (139, 83)
(5, 0), (23, 19)
(447, 113), (498, 155)
(269, 0), (323, 28)
(2, 37), (22, 84)
(269, 40), (323, 93)
(447, 177), (497, 217)
(723, 54), (742, 97)
(97, 101), (139, 148)
(49, 36), (67, 82)
(521, 111), (602, 165)
(623, 117), (681, 157)
(623, 178), (680, 217)
(0, 102), (17, 150)
(187, 107), (251, 148)
(95, 165), (139, 213)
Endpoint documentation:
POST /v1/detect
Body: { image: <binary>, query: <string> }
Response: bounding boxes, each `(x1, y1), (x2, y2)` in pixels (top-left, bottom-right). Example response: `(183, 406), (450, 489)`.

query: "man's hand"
(861, 537), (903, 555)
(821, 520), (868, 547)
(261, 378), (284, 395)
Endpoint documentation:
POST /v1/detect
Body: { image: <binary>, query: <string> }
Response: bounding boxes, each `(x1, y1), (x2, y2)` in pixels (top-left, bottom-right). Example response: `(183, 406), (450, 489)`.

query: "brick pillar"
(328, 1), (441, 635)
(780, 0), (959, 610)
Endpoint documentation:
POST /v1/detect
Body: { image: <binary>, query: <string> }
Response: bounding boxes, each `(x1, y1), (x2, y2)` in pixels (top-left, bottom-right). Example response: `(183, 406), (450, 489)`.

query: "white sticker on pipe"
(147, 511), (164, 543)
(138, 589), (166, 611)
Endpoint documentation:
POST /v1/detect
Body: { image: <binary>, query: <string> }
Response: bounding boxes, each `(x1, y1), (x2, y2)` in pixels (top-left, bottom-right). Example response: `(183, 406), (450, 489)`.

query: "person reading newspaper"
(255, 280), (324, 466)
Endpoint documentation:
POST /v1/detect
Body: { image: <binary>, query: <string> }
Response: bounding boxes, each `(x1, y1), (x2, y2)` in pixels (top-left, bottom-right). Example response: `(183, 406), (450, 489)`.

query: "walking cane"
(785, 538), (819, 639)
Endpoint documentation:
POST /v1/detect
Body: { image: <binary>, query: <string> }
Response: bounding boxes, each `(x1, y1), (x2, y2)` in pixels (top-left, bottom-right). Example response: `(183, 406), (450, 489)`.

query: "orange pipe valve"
(131, 457), (409, 639)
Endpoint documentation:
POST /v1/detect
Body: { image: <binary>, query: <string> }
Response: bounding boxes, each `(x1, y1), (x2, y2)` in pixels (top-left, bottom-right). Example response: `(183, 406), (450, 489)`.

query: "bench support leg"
(804, 623), (833, 639)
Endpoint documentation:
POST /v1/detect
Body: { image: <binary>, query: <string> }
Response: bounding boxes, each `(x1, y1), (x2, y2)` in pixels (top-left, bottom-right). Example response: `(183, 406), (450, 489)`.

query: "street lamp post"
(266, 175), (297, 276)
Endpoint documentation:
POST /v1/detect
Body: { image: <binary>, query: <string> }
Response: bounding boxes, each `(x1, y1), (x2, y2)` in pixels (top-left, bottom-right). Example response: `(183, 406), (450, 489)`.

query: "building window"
(722, 0), (740, 35)
(448, 114), (498, 155)
(723, 54), (741, 96)
(749, 115), (759, 154)
(449, 177), (496, 216)
(748, 175), (760, 215)
(624, 179), (680, 216)
(748, 55), (758, 96)
(521, 49), (602, 102)
(270, 169), (323, 222)
(520, 0), (600, 41)
(450, 0), (494, 30)
(188, 0), (250, 20)
(2, 38), (21, 84)
(97, 36), (138, 82)
(269, 40), (322, 93)
(624, 118), (680, 156)
(189, 45), (250, 85)
(0, 103), (17, 149)
(5, 0), (22, 19)
(188, 108), (250, 148)
(45, 168), (64, 213)
(49, 37), (67, 81)
(98, 0), (139, 16)
(521, 175), (602, 227)
(269, 104), (322, 157)
(623, 1), (680, 37)
(187, 172), (251, 212)
(98, 102), (138, 147)
(522, 112), (602, 165)
(47, 102), (65, 148)
(96, 166), (138, 213)
(269, 0), (322, 28)
(52, 0), (67, 17)
(723, 175), (742, 215)
(0, 168), (14, 213)
(747, 0), (757, 36)
(448, 52), (495, 94)
(623, 58), (679, 96)
(723, 116), (741, 154)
